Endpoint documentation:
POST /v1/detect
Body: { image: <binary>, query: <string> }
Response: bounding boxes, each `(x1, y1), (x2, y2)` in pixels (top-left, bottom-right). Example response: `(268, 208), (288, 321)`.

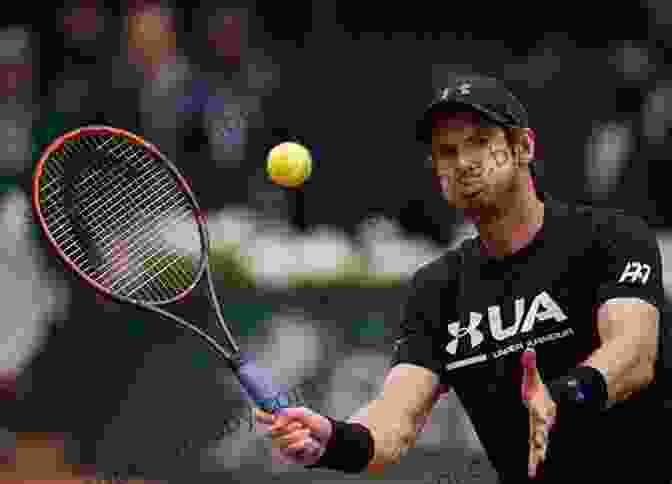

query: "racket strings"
(40, 134), (122, 205)
(37, 132), (203, 304)
(52, 167), (175, 260)
(60, 165), (174, 258)
(88, 193), (189, 270)
(43, 145), (156, 233)
(63, 145), (198, 300)
(44, 139), (158, 261)
(100, 210), (198, 296)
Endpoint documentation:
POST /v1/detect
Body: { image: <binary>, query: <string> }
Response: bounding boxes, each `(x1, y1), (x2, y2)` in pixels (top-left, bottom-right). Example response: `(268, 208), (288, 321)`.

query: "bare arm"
(347, 363), (443, 472)
(584, 297), (659, 404)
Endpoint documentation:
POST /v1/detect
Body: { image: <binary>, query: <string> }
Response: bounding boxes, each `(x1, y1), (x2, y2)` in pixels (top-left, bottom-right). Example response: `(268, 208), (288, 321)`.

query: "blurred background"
(1, 1), (672, 482)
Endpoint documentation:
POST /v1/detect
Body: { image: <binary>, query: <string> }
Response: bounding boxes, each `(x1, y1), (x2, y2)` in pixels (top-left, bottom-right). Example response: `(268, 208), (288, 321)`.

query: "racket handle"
(236, 354), (324, 460)
(234, 354), (291, 414)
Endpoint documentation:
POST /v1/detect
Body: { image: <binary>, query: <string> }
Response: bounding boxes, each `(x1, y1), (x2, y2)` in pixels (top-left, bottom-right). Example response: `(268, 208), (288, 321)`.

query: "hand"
(521, 348), (557, 480)
(255, 407), (332, 466)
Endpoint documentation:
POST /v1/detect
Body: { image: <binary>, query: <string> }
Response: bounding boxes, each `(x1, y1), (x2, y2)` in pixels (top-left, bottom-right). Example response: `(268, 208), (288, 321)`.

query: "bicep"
(593, 215), (664, 364)
(597, 298), (659, 356)
(592, 298), (660, 399)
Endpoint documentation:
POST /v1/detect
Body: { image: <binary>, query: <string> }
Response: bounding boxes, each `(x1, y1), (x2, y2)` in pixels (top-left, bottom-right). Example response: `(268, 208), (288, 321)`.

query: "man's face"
(430, 111), (519, 211)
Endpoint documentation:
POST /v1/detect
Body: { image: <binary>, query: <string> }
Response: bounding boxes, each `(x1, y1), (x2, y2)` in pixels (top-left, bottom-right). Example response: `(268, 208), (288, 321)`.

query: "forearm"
(584, 334), (656, 404)
(347, 366), (442, 471)
(347, 398), (421, 471)
(304, 364), (440, 474)
(580, 298), (660, 405)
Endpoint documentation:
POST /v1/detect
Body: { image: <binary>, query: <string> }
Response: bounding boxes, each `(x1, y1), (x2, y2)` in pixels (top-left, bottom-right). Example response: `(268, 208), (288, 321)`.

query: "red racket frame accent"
(32, 125), (209, 306)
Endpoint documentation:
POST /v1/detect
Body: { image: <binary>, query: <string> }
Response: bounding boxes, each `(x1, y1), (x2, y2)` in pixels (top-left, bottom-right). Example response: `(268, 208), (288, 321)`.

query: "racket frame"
(32, 125), (242, 366)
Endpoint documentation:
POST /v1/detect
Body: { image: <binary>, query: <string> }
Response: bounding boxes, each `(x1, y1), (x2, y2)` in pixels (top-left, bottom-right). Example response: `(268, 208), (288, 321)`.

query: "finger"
(530, 411), (551, 443)
(528, 422), (535, 478)
(528, 424), (544, 479)
(269, 413), (297, 433)
(276, 429), (311, 449)
(269, 421), (304, 439)
(284, 421), (305, 435)
(255, 409), (275, 426)
(274, 428), (311, 447)
(529, 446), (539, 479)
(548, 414), (556, 430)
(530, 407), (555, 434)
(521, 348), (539, 402)
(533, 427), (546, 449)
(540, 421), (551, 457)
(287, 433), (314, 451)
(270, 407), (324, 433)
(529, 423), (550, 478)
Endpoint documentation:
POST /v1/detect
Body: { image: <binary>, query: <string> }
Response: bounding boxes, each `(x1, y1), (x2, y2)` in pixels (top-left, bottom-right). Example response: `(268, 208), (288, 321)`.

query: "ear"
(517, 128), (535, 167)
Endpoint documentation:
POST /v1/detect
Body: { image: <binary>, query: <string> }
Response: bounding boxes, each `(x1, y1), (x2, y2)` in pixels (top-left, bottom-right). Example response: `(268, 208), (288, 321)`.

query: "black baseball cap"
(416, 74), (529, 143)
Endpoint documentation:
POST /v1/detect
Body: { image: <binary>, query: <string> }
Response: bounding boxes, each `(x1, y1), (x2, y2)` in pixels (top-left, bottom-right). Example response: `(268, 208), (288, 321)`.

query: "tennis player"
(257, 74), (670, 483)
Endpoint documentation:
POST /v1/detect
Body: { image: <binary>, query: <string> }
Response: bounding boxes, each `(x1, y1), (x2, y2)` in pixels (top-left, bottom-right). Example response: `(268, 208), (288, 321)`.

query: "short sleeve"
(594, 214), (664, 309)
(390, 263), (453, 379)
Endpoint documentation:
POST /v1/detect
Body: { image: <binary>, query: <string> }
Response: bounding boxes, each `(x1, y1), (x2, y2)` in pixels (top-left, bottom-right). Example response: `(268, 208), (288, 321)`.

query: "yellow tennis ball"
(266, 142), (312, 188)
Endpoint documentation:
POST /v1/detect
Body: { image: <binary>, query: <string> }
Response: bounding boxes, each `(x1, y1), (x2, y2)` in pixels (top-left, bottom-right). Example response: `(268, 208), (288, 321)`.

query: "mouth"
(439, 176), (484, 200)
(462, 188), (483, 200)
(460, 181), (483, 197)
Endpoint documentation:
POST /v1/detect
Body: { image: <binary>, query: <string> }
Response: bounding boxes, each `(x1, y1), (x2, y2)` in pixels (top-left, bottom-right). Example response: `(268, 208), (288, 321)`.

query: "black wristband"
(305, 417), (375, 473)
(547, 366), (608, 413)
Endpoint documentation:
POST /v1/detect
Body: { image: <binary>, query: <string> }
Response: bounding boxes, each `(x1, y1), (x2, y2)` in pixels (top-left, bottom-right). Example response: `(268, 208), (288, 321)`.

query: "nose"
(455, 146), (479, 171)
(455, 160), (480, 181)
(455, 153), (471, 170)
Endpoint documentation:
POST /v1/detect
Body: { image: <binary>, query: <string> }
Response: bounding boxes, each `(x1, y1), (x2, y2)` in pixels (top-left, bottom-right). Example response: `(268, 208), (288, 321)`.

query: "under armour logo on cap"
(418, 74), (529, 143)
(440, 82), (472, 100)
(456, 82), (471, 95)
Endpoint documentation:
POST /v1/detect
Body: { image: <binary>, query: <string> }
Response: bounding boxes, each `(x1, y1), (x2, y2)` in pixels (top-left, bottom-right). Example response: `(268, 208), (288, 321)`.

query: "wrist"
(305, 417), (374, 473)
(547, 365), (608, 413)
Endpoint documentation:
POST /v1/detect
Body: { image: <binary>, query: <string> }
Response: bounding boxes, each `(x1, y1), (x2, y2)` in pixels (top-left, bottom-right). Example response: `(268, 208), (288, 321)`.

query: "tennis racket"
(31, 125), (318, 450)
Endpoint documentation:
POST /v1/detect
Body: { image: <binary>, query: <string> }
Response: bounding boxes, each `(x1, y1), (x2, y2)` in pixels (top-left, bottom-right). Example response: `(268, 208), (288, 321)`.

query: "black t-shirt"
(392, 195), (670, 483)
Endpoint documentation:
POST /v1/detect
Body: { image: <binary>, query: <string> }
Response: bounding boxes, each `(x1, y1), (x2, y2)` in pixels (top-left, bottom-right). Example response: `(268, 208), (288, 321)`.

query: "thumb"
(521, 348), (543, 402)
(255, 408), (275, 426)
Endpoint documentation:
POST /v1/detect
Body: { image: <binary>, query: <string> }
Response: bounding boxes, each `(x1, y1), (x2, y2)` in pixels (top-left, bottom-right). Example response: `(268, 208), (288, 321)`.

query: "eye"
(469, 136), (490, 146)
(439, 146), (458, 158)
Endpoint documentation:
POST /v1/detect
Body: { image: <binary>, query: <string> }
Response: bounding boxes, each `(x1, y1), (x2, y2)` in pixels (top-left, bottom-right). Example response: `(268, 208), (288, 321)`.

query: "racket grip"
(236, 355), (324, 460)
(235, 354), (291, 414)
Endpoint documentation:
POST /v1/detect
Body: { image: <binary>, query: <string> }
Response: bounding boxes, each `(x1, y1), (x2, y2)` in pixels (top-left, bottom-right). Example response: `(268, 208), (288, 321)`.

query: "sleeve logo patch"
(618, 261), (651, 284)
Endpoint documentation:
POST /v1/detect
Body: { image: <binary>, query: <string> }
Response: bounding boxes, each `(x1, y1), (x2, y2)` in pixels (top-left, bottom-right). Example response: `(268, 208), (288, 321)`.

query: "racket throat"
(228, 352), (244, 371)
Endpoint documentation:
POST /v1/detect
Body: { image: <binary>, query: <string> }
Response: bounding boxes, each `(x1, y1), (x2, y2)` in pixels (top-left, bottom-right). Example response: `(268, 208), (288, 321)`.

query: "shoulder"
(588, 206), (656, 249)
(410, 241), (469, 287)
(552, 198), (654, 244)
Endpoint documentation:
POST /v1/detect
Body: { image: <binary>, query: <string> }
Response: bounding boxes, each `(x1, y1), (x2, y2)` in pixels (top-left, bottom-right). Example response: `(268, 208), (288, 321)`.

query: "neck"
(475, 186), (544, 258)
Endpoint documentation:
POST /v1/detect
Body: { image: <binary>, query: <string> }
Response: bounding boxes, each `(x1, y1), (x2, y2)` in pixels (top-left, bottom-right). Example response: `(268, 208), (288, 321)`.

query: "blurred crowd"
(1, 3), (672, 231)
(0, 1), (672, 481)
(0, 2), (669, 239)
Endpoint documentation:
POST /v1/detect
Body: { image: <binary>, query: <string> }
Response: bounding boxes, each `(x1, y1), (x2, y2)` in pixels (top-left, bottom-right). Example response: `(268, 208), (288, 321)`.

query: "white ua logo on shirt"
(446, 313), (484, 355)
(618, 261), (651, 284)
(445, 291), (567, 355)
